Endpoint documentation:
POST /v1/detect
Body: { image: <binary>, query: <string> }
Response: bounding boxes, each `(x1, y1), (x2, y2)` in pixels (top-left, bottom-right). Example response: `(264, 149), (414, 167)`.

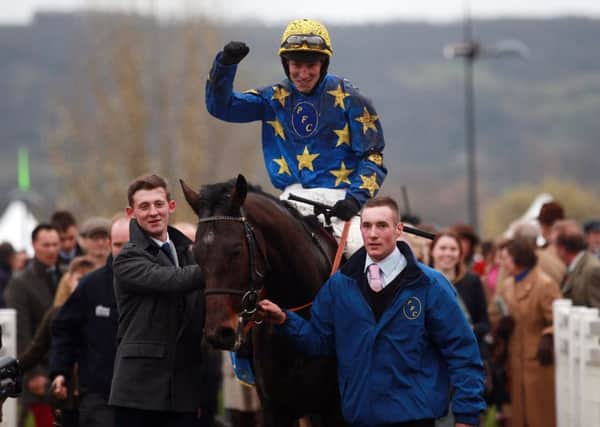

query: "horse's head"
(181, 174), (268, 351)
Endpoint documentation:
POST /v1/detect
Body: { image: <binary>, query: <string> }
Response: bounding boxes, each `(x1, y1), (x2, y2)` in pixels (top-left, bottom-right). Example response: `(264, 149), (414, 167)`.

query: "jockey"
(206, 18), (387, 255)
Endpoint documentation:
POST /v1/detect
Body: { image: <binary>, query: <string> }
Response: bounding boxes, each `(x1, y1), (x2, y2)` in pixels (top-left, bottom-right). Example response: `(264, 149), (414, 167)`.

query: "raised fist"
(222, 41), (249, 65)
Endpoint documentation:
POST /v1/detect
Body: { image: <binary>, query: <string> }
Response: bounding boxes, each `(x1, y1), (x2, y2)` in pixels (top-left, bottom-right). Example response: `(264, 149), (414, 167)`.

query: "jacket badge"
(403, 297), (422, 320)
(292, 102), (318, 138)
(95, 305), (111, 318)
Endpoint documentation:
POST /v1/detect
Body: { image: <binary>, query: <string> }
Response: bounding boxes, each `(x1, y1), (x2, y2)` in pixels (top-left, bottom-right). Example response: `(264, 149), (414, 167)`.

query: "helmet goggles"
(281, 34), (329, 51)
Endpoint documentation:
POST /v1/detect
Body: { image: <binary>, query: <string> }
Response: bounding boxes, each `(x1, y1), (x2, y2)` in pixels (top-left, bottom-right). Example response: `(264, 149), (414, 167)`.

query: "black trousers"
(114, 406), (202, 427)
(79, 392), (115, 427)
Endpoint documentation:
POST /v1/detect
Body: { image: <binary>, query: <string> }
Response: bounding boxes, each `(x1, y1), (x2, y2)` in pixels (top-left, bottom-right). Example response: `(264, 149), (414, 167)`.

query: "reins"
(286, 219), (350, 313)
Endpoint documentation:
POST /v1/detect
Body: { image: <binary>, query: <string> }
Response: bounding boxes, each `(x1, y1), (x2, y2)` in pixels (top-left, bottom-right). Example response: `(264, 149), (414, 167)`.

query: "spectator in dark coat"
(110, 174), (205, 427)
(50, 210), (84, 275)
(19, 256), (96, 427)
(50, 215), (130, 427)
(0, 242), (15, 308)
(4, 224), (61, 427)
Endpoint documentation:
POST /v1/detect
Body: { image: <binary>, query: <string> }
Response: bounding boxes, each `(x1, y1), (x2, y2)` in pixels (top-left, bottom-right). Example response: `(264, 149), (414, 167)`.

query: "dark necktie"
(161, 242), (176, 265)
(47, 267), (59, 292)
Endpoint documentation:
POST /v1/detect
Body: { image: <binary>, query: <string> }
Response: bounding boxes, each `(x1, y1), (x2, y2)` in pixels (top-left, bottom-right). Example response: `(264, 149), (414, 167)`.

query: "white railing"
(553, 299), (600, 427)
(0, 309), (17, 427)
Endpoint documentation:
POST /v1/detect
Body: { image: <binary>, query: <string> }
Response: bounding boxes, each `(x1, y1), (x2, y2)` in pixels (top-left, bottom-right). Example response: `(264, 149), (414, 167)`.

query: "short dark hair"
(555, 225), (587, 253)
(537, 201), (565, 226)
(362, 196), (400, 223)
(503, 238), (538, 269)
(31, 223), (58, 242)
(50, 210), (77, 232)
(127, 174), (171, 207)
(583, 219), (600, 234)
(451, 223), (480, 246)
(0, 242), (15, 270)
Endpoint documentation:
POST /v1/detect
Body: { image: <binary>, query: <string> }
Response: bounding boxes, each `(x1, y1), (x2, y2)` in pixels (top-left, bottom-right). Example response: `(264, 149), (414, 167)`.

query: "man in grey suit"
(554, 219), (600, 309)
(5, 223), (60, 426)
(110, 174), (206, 427)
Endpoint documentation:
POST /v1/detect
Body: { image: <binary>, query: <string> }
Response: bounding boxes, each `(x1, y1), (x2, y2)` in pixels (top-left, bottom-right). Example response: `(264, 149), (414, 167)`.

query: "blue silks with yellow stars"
(206, 52), (387, 206)
(229, 351), (256, 386)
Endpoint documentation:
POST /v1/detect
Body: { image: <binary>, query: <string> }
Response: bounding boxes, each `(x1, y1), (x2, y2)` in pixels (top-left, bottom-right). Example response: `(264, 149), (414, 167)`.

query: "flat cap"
(80, 217), (110, 238)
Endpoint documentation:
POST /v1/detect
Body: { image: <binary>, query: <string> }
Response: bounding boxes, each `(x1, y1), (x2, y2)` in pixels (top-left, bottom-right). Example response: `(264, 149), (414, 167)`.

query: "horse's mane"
(197, 179), (322, 230)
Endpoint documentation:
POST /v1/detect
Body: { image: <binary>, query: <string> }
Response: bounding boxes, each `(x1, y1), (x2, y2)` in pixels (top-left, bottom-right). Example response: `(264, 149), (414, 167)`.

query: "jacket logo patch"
(403, 297), (422, 320)
(95, 305), (111, 318)
(292, 102), (318, 138)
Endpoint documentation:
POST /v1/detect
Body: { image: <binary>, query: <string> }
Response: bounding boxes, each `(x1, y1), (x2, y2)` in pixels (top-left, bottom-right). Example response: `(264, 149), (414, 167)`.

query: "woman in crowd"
(429, 231), (490, 344)
(496, 238), (561, 427)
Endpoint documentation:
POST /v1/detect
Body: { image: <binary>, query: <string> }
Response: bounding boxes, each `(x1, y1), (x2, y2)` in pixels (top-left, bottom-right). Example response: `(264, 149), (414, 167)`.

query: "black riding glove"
(536, 334), (554, 366)
(332, 198), (360, 221)
(221, 41), (249, 65)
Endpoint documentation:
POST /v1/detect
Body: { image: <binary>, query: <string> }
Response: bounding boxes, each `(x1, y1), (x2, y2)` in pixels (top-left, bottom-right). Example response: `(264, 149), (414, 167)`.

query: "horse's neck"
(249, 197), (334, 308)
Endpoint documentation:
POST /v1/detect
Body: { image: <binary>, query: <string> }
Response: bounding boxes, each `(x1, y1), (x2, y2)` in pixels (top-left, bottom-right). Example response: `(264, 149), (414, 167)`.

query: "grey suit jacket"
(562, 251), (600, 309)
(109, 220), (205, 412)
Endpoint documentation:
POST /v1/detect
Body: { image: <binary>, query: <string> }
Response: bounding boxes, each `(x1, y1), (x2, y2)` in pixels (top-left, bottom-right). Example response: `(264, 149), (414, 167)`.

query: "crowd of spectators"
(0, 196), (597, 427)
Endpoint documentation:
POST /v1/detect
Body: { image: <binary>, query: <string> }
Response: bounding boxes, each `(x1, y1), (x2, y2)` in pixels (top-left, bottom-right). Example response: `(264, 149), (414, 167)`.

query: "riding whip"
(287, 194), (436, 240)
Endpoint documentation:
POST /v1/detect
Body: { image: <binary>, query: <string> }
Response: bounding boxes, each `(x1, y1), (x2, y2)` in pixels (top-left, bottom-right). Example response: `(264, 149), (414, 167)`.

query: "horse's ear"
(231, 174), (248, 209)
(179, 179), (201, 216)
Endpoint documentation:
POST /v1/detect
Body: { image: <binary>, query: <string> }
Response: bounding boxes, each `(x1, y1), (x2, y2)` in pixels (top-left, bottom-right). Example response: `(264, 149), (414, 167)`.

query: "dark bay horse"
(180, 175), (346, 427)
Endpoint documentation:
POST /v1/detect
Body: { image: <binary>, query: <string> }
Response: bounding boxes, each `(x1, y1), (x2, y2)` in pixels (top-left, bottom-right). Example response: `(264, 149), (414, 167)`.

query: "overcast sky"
(3, 0), (600, 24)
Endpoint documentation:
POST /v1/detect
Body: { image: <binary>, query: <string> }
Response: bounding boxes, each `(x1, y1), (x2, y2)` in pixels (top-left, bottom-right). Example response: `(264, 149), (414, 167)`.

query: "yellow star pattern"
(267, 119), (286, 140)
(367, 153), (383, 166)
(359, 173), (380, 197)
(296, 146), (320, 172)
(271, 86), (290, 108)
(327, 84), (350, 110)
(355, 107), (379, 134)
(333, 123), (350, 147)
(244, 89), (259, 95)
(330, 162), (354, 187)
(273, 157), (291, 176)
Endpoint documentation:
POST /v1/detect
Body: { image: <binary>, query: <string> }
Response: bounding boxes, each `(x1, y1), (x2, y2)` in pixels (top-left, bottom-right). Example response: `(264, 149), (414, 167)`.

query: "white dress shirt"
(364, 247), (407, 289)
(151, 233), (179, 267)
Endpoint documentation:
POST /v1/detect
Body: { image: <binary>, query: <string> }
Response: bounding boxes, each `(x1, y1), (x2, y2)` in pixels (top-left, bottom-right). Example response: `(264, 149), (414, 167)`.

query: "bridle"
(197, 206), (270, 350)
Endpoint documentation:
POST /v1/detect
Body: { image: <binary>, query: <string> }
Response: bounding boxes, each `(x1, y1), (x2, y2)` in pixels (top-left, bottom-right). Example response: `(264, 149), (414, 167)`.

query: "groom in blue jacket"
(257, 197), (486, 427)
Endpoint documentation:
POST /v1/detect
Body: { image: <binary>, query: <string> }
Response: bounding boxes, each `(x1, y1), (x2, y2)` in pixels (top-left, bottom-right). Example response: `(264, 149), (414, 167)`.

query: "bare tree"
(44, 10), (264, 222)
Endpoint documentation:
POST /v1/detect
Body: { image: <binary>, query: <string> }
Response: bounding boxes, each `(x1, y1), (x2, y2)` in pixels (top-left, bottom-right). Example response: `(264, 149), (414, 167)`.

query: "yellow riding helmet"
(278, 19), (333, 58)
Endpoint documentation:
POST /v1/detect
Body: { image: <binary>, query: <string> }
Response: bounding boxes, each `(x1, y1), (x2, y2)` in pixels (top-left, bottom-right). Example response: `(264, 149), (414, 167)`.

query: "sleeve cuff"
(454, 412), (480, 426)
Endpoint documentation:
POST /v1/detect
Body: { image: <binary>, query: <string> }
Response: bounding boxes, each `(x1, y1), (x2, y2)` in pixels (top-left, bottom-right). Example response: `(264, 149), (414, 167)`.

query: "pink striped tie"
(368, 264), (383, 293)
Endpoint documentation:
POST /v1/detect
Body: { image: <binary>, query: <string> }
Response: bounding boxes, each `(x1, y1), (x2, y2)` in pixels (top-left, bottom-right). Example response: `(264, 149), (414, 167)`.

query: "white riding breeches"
(279, 184), (363, 257)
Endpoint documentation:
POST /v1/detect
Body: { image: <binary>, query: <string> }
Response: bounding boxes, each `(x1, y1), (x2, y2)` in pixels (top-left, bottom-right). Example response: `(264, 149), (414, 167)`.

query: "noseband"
(198, 207), (270, 321)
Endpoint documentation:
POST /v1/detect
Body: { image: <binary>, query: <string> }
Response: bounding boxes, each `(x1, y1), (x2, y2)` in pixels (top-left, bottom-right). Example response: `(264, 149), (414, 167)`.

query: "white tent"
(503, 192), (554, 245)
(0, 199), (38, 255)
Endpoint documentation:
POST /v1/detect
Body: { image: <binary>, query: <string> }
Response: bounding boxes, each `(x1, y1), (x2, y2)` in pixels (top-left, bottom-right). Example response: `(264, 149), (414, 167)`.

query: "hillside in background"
(1, 13), (599, 226)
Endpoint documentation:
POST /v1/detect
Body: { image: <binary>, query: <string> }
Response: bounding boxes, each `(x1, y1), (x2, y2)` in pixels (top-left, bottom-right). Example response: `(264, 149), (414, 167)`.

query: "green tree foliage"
(482, 179), (600, 239)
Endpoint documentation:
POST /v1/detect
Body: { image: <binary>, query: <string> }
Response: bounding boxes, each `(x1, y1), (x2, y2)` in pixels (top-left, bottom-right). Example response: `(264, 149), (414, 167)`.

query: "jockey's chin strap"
(199, 207), (270, 317)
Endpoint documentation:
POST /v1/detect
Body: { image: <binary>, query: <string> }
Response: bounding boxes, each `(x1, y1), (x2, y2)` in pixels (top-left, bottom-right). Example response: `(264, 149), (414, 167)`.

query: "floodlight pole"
(444, 1), (528, 233)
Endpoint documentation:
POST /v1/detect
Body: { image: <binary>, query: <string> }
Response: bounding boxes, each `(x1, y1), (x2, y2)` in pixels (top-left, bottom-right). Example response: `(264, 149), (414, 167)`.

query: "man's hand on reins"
(256, 300), (287, 325)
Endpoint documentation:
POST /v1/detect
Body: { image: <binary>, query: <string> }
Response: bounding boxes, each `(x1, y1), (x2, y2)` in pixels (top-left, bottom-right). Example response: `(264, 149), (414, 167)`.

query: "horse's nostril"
(206, 326), (236, 350)
(217, 326), (236, 343)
